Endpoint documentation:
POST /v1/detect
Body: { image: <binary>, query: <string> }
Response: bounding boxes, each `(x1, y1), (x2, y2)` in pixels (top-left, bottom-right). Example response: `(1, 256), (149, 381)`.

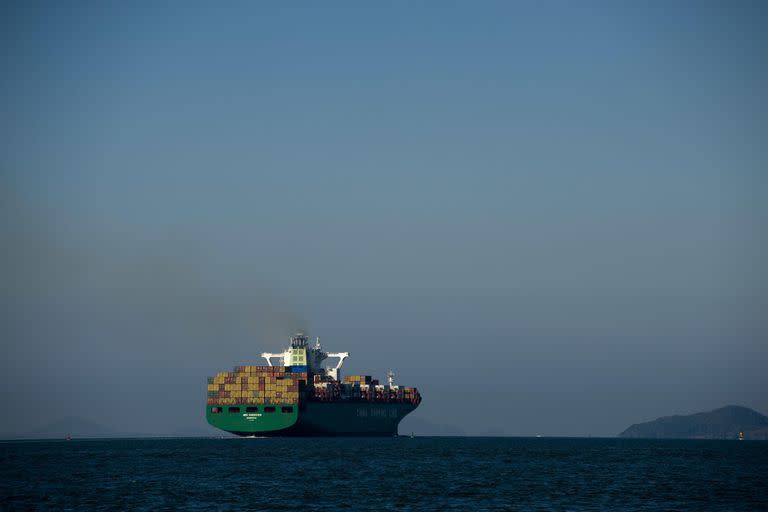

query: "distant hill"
(19, 417), (152, 440)
(171, 424), (233, 438)
(619, 405), (768, 440)
(0, 417), (232, 440)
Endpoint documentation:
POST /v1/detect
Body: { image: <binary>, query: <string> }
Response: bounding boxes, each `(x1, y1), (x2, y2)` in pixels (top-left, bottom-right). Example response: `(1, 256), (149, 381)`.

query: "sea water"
(1, 437), (766, 510)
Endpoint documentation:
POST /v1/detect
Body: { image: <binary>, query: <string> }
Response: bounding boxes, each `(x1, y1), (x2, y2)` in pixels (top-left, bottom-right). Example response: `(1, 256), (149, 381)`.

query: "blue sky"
(1, 1), (766, 436)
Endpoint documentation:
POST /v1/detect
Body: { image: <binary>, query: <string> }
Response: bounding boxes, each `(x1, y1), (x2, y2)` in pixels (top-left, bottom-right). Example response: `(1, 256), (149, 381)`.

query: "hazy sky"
(2, 1), (766, 437)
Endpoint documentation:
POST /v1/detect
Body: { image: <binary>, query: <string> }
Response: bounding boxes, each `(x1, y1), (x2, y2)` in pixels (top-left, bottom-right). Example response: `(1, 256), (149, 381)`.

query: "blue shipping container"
(291, 366), (308, 373)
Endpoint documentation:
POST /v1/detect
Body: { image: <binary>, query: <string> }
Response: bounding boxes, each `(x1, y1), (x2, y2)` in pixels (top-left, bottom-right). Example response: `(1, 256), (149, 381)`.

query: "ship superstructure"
(260, 332), (349, 381)
(205, 332), (421, 436)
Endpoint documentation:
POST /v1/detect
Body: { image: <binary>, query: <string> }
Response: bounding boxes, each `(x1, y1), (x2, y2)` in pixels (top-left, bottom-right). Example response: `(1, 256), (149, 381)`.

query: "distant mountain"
(29, 417), (115, 439)
(16, 417), (152, 440)
(619, 405), (768, 440)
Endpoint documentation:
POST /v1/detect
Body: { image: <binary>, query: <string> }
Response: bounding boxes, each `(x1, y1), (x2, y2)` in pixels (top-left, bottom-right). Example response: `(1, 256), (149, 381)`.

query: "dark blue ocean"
(1, 437), (766, 511)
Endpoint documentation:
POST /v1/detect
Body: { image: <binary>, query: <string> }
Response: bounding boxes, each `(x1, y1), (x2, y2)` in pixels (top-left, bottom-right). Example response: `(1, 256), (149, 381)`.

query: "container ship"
(205, 332), (421, 436)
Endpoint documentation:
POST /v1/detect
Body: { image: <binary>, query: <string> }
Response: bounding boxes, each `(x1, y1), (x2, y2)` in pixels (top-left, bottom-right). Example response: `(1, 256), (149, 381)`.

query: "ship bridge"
(261, 332), (348, 379)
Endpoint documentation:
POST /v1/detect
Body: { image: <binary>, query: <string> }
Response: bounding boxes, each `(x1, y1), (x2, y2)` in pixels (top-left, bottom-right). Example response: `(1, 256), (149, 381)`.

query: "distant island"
(619, 405), (768, 440)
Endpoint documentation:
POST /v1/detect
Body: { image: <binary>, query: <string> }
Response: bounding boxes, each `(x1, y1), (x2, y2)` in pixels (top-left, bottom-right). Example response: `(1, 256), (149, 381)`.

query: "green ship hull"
(206, 402), (418, 437)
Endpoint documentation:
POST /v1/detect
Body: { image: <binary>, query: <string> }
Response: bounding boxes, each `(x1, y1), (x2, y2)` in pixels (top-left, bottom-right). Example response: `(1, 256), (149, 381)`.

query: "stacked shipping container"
(312, 381), (341, 401)
(206, 366), (306, 405)
(343, 375), (373, 384)
(316, 380), (421, 405)
(207, 367), (420, 406)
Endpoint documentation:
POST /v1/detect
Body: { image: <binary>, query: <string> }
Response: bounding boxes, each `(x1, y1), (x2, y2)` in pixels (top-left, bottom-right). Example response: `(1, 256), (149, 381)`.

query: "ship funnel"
(290, 331), (309, 348)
